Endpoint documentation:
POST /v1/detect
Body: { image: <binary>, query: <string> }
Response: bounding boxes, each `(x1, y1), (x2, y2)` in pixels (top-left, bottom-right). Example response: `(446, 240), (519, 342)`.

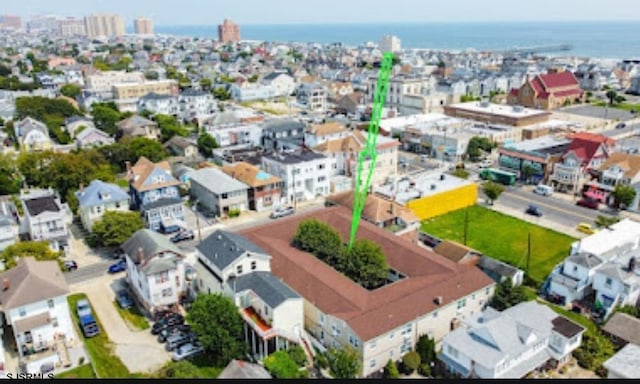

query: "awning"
(584, 190), (606, 202)
(13, 313), (50, 334)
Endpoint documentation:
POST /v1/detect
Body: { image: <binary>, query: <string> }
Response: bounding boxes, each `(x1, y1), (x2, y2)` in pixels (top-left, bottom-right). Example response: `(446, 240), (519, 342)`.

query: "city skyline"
(2, 0), (640, 26)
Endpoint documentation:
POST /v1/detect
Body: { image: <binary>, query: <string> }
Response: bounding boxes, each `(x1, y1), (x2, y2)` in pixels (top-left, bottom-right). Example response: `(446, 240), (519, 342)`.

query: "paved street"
(64, 260), (112, 285)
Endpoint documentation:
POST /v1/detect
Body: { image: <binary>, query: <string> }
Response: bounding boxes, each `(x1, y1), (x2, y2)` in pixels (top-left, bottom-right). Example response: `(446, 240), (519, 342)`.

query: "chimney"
(434, 296), (443, 306)
(2, 278), (9, 291)
(138, 247), (145, 265)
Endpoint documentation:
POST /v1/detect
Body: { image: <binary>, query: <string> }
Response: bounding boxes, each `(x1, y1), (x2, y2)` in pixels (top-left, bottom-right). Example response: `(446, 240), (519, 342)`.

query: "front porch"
(240, 306), (299, 361)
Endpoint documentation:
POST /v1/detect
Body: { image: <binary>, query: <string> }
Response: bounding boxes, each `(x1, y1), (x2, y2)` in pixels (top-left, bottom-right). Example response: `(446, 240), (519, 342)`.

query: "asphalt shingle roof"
(75, 180), (129, 208)
(189, 167), (249, 195)
(196, 230), (267, 272)
(233, 271), (299, 308)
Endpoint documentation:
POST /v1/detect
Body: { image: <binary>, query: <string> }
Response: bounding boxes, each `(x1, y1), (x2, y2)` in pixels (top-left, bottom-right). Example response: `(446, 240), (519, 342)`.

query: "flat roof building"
(444, 101), (552, 127)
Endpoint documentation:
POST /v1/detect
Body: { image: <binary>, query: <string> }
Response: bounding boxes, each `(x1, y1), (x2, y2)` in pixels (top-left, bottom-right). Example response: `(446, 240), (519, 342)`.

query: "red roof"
(565, 138), (605, 163)
(539, 71), (579, 89)
(509, 88), (519, 96)
(530, 77), (545, 94)
(569, 132), (616, 145)
(553, 89), (583, 98)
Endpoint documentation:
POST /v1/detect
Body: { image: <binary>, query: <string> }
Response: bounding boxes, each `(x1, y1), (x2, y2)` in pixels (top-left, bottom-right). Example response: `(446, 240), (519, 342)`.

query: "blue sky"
(3, 0), (639, 26)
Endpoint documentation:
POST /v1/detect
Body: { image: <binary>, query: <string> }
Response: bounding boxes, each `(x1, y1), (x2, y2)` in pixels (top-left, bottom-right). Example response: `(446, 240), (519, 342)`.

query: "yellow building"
(375, 172), (477, 220)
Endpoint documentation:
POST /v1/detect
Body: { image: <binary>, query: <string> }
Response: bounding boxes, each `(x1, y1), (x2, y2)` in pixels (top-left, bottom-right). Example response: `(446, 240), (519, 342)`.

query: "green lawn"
(67, 293), (131, 378)
(115, 178), (129, 188)
(591, 100), (640, 112)
(113, 301), (150, 331)
(421, 205), (576, 284)
(56, 364), (97, 379)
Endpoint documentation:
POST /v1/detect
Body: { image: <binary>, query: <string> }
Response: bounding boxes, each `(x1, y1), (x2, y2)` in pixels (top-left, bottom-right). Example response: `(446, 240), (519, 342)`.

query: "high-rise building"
(379, 35), (401, 53)
(27, 15), (59, 33)
(218, 18), (240, 43)
(134, 17), (154, 35)
(0, 15), (22, 30)
(84, 14), (125, 37)
(58, 17), (86, 36)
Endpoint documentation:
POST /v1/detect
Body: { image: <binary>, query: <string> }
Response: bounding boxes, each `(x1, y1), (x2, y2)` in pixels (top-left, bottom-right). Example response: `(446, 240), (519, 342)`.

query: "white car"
(172, 342), (204, 361)
(270, 206), (295, 219)
(478, 159), (493, 169)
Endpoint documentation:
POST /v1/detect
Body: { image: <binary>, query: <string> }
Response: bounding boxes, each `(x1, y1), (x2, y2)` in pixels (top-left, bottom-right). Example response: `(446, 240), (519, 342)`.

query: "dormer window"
(153, 175), (165, 184)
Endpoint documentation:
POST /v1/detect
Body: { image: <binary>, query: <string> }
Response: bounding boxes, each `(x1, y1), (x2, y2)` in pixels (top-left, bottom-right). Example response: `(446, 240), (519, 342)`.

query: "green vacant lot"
(421, 205), (576, 284)
(592, 100), (640, 112)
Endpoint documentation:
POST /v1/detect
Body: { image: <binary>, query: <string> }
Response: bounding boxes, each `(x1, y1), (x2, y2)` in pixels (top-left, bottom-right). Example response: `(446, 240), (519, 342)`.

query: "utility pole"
(292, 167), (298, 211)
(193, 199), (202, 243)
(526, 232), (531, 274)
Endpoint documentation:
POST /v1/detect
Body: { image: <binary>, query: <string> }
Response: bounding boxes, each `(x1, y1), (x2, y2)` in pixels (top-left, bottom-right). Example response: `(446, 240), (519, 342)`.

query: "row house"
(222, 162), (283, 212)
(193, 230), (307, 361)
(122, 229), (187, 313)
(75, 180), (130, 232)
(127, 157), (185, 233)
(19, 189), (71, 254)
(163, 136), (199, 159)
(230, 83), (278, 102)
(261, 119), (306, 151)
(583, 152), (640, 208)
(261, 71), (296, 98)
(178, 89), (217, 123)
(548, 132), (615, 195)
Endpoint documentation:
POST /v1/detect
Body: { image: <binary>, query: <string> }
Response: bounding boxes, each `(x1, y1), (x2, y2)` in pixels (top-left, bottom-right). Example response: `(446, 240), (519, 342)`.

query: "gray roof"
(602, 312), (640, 345)
(567, 252), (603, 269)
(140, 92), (175, 101)
(262, 150), (327, 165)
(476, 255), (521, 278)
(0, 257), (69, 310)
(262, 118), (306, 133)
(141, 197), (183, 210)
(263, 71), (289, 81)
(196, 230), (267, 271)
(218, 360), (271, 379)
(180, 89), (209, 97)
(189, 167), (249, 194)
(233, 271), (299, 308)
(122, 228), (184, 265)
(603, 343), (640, 378)
(75, 180), (129, 208)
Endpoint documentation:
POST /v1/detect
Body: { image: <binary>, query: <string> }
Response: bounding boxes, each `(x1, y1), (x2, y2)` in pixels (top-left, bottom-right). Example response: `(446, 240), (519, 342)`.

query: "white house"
(439, 301), (585, 379)
(63, 116), (96, 139)
(603, 343), (640, 379)
(20, 189), (71, 254)
(0, 199), (18, 252)
(261, 71), (295, 98)
(188, 167), (250, 217)
(591, 254), (640, 319)
(261, 150), (332, 204)
(121, 229), (187, 313)
(194, 230), (307, 360)
(178, 89), (217, 122)
(137, 93), (180, 117)
(13, 117), (53, 151)
(75, 180), (131, 232)
(0, 257), (76, 375)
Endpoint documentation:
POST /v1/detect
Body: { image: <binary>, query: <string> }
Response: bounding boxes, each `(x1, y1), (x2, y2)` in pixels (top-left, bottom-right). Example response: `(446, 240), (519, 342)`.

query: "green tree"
(98, 137), (167, 172)
(595, 215), (620, 229)
(612, 184), (636, 209)
(0, 64), (11, 76)
(187, 293), (246, 365)
(488, 279), (527, 311)
(14, 96), (81, 144)
(248, 74), (259, 83)
(521, 164), (536, 184)
(60, 83), (82, 98)
(0, 153), (22, 195)
(482, 181), (504, 205)
(341, 239), (389, 289)
(415, 334), (436, 365)
(91, 102), (124, 135)
(384, 359), (400, 378)
(606, 90), (617, 106)
(573, 331), (615, 375)
(401, 351), (421, 374)
(153, 114), (189, 142)
(1, 241), (62, 269)
(263, 350), (307, 378)
(614, 95), (626, 104)
(88, 211), (144, 248)
(213, 87), (231, 101)
(199, 78), (212, 91)
(196, 132), (219, 157)
(292, 219), (344, 265)
(144, 70), (159, 80)
(326, 347), (361, 379)
(466, 136), (494, 162)
(287, 345), (308, 367)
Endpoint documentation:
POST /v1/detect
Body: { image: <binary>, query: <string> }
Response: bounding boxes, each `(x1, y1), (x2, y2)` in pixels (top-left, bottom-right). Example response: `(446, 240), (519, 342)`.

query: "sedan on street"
(108, 259), (127, 274)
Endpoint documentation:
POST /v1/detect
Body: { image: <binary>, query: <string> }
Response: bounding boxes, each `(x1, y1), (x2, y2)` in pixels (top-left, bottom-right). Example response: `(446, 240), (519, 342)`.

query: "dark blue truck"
(79, 314), (100, 338)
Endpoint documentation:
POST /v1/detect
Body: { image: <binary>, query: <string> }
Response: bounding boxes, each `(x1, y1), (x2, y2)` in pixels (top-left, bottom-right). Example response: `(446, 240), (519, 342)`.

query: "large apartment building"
(84, 13), (125, 37)
(218, 18), (240, 43)
(134, 17), (154, 35)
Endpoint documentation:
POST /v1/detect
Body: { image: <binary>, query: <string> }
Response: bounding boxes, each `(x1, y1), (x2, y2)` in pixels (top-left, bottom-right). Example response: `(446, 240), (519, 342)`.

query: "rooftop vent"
(430, 184), (436, 190)
(434, 296), (443, 305)
(479, 101), (490, 108)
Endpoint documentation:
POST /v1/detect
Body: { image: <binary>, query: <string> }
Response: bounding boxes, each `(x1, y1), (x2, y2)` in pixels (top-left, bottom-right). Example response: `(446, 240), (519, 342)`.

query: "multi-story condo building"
(57, 17), (86, 36)
(178, 89), (217, 122)
(296, 83), (328, 111)
(134, 17), (154, 35)
(113, 80), (180, 112)
(19, 189), (71, 254)
(85, 71), (146, 99)
(137, 93), (180, 117)
(84, 13), (125, 37)
(261, 150), (332, 203)
(379, 35), (401, 53)
(0, 15), (22, 30)
(218, 18), (240, 43)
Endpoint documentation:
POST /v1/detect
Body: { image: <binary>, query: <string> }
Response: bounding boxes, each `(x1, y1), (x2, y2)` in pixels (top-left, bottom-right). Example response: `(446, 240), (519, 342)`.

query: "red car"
(576, 198), (599, 210)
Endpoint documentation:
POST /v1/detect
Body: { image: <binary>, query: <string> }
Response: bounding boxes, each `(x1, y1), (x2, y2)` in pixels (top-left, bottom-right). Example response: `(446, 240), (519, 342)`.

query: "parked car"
(76, 299), (92, 318)
(157, 324), (191, 342)
(116, 290), (133, 309)
(577, 222), (599, 235)
(270, 206), (295, 219)
(184, 265), (197, 281)
(172, 341), (204, 361)
(525, 204), (543, 217)
(63, 260), (78, 272)
(165, 332), (193, 351)
(478, 159), (493, 169)
(533, 184), (553, 196)
(108, 259), (127, 274)
(170, 230), (195, 243)
(576, 197), (599, 210)
(151, 315), (185, 335)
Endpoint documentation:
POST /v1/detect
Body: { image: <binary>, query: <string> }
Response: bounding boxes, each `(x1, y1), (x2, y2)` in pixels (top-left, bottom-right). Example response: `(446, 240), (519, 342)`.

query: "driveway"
(70, 275), (171, 375)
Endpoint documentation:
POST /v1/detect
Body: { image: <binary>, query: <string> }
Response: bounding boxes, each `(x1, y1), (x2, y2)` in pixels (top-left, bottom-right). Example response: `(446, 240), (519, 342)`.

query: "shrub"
(314, 352), (329, 369)
(401, 352), (421, 374)
(264, 350), (306, 378)
(418, 363), (431, 377)
(228, 209), (241, 218)
(287, 345), (307, 367)
(384, 359), (400, 378)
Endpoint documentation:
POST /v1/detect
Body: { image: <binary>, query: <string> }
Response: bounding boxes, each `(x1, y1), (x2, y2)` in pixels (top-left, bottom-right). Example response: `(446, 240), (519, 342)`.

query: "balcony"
(239, 306), (300, 342)
(31, 227), (68, 241)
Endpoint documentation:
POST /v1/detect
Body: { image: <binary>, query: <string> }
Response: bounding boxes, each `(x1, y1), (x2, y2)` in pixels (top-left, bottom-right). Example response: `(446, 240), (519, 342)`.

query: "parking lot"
(560, 104), (637, 121)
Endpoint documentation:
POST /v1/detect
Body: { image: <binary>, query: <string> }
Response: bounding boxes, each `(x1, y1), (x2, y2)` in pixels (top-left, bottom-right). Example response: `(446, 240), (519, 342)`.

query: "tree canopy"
(612, 184), (636, 209)
(488, 279), (527, 311)
(196, 132), (219, 157)
(482, 181), (505, 205)
(88, 211), (144, 248)
(1, 241), (62, 270)
(91, 102), (131, 135)
(466, 136), (495, 161)
(0, 153), (22, 195)
(326, 347), (361, 379)
(263, 350), (307, 379)
(186, 293), (246, 365)
(15, 96), (82, 144)
(153, 114), (189, 142)
(98, 137), (168, 171)
(60, 83), (82, 98)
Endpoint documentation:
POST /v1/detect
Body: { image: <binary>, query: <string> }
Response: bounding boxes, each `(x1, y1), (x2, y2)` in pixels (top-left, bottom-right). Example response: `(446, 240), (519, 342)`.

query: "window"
(51, 317), (59, 327)
(176, 275), (180, 288)
(251, 261), (257, 270)
(265, 306), (269, 316)
(389, 332), (395, 339)
(605, 278), (612, 287)
(457, 299), (466, 309)
(401, 324), (412, 335)
(447, 345), (459, 359)
(389, 350), (394, 358)
(370, 340), (377, 349)
(433, 311), (438, 318)
(19, 307), (26, 317)
(369, 359), (377, 368)
(471, 294), (476, 300)
(95, 205), (102, 214)
(47, 299), (54, 309)
(237, 265), (243, 274)
(155, 271), (169, 284)
(221, 193), (228, 199)
(115, 202), (121, 209)
(319, 314), (325, 324)
(161, 288), (173, 297)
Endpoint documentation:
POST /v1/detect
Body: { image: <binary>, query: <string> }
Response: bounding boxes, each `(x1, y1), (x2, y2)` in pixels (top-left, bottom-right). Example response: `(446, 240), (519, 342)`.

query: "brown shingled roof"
(597, 152), (640, 179)
(221, 162), (282, 188)
(238, 206), (494, 341)
(128, 156), (181, 192)
(308, 122), (347, 136)
(433, 240), (477, 263)
(327, 191), (419, 225)
(0, 257), (69, 311)
(602, 312), (640, 345)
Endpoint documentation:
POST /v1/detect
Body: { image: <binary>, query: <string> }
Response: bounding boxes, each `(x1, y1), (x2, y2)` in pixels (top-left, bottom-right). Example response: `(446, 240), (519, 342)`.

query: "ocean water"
(152, 21), (640, 59)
